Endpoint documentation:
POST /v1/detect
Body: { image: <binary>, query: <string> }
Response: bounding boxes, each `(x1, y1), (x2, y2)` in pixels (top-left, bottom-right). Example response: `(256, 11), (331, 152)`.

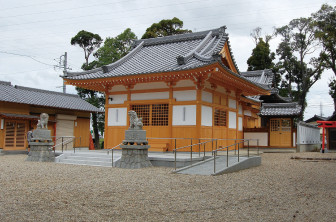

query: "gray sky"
(1, 0), (334, 119)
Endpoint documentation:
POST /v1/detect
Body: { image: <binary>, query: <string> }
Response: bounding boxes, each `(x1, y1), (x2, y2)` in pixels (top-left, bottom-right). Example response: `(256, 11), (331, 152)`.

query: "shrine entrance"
(270, 118), (292, 147)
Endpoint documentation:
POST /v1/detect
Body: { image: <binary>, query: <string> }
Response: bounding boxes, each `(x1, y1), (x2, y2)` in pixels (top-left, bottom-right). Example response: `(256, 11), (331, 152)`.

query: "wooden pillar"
(196, 87), (202, 139)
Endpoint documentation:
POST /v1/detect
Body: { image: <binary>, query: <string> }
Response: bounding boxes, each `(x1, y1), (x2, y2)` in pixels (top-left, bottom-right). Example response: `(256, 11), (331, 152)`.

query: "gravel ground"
(0, 152), (335, 222)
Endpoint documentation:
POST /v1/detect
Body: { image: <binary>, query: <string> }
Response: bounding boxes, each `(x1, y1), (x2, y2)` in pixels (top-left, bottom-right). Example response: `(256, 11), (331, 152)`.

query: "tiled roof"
(0, 82), (101, 112)
(65, 26), (241, 80)
(240, 69), (273, 90)
(260, 103), (301, 116)
(0, 113), (39, 120)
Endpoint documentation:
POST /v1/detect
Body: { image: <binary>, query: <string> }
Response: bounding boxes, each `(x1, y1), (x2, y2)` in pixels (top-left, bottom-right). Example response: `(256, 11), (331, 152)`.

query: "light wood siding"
(74, 118), (90, 147)
(56, 119), (74, 150)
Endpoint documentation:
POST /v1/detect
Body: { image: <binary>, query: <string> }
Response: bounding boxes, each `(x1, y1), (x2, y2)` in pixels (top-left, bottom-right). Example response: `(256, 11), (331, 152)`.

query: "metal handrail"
(173, 139), (215, 170)
(49, 136), (76, 153)
(212, 139), (260, 174)
(107, 143), (123, 167)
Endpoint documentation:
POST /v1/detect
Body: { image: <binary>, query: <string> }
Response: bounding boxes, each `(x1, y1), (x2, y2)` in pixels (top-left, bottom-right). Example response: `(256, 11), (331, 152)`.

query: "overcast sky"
(1, 0), (334, 119)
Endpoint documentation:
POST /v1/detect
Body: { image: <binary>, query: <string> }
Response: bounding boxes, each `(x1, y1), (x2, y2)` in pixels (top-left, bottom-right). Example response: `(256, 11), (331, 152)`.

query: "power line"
(0, 50), (55, 66)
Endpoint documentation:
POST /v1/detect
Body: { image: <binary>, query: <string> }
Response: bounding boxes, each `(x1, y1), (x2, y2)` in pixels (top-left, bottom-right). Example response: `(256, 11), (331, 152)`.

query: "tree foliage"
(247, 38), (275, 71)
(94, 28), (137, 66)
(141, 17), (192, 39)
(276, 17), (323, 120)
(312, 4), (336, 113)
(71, 30), (102, 67)
(70, 30), (103, 149)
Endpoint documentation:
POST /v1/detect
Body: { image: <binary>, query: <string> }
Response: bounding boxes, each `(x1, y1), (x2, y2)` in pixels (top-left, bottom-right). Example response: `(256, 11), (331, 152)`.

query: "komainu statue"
(37, 113), (49, 129)
(128, 110), (143, 130)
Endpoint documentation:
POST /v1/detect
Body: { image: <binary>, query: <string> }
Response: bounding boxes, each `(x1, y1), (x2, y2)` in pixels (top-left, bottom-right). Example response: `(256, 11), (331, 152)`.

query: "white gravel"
(0, 152), (335, 221)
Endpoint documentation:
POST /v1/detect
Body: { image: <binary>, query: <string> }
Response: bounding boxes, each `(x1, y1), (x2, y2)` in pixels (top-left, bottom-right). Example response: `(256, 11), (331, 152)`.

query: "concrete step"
(174, 155), (261, 176)
(56, 153), (120, 167)
(60, 159), (114, 167)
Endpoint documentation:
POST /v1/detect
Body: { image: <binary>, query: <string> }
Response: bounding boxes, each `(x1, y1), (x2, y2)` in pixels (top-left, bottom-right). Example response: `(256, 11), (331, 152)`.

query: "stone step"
(63, 155), (113, 162)
(60, 159), (114, 167)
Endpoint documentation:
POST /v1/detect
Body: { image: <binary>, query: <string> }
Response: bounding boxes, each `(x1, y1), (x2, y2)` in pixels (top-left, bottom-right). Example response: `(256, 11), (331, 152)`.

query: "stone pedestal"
(26, 127), (54, 162)
(115, 145), (152, 169)
(26, 142), (55, 162)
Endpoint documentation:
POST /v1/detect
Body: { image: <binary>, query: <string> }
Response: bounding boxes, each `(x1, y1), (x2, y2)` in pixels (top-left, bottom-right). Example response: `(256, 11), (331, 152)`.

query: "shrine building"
(64, 26), (271, 151)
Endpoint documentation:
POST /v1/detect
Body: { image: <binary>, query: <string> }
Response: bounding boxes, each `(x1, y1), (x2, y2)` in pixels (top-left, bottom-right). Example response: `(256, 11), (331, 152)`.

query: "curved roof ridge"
(105, 41), (144, 71)
(199, 36), (217, 55)
(178, 31), (213, 65)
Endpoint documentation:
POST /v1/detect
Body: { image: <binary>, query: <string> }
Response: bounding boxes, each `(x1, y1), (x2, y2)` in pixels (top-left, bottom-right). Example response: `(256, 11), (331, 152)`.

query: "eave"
(64, 62), (270, 96)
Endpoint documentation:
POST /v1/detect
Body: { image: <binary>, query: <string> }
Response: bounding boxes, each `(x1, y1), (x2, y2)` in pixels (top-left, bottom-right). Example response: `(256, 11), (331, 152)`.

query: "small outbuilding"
(241, 70), (301, 148)
(0, 81), (101, 151)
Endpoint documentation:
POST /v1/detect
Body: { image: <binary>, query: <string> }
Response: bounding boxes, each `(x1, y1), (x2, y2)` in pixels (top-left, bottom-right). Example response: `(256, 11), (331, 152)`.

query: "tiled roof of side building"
(259, 103), (301, 116)
(240, 69), (274, 90)
(64, 26), (241, 80)
(0, 82), (101, 113)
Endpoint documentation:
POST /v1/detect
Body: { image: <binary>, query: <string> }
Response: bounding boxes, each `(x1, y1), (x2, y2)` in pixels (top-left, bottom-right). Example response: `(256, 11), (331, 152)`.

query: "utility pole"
(320, 101), (323, 117)
(55, 52), (71, 93)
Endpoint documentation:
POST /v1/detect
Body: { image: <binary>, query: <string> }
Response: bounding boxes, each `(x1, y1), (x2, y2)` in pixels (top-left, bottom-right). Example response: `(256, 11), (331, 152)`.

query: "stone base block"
(26, 142), (55, 162)
(115, 145), (152, 169)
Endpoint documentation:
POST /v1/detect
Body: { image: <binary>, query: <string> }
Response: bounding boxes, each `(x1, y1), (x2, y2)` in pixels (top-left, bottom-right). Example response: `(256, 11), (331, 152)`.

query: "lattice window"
(270, 119), (280, 132)
(16, 122), (26, 148)
(5, 121), (15, 147)
(152, 104), (169, 126)
(131, 104), (169, 126)
(131, 104), (150, 126)
(214, 109), (227, 126)
(281, 119), (291, 131)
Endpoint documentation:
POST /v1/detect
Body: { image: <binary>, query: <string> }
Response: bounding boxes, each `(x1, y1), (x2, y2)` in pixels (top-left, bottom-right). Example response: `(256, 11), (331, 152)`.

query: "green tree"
(141, 17), (191, 39)
(71, 30), (103, 68)
(312, 4), (336, 113)
(247, 27), (275, 72)
(95, 28), (137, 66)
(276, 17), (324, 120)
(247, 38), (275, 71)
(71, 30), (103, 149)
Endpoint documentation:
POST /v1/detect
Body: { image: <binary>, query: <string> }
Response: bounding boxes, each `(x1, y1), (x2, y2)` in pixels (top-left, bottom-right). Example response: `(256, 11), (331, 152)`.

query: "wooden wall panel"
(73, 118), (90, 148)
(106, 126), (127, 149)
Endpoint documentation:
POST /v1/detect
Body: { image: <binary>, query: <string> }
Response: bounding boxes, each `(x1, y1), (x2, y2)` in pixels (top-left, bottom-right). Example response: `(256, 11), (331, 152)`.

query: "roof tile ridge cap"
(221, 64), (271, 92)
(106, 41), (144, 71)
(141, 30), (210, 46)
(65, 67), (103, 77)
(0, 80), (11, 86)
(198, 36), (217, 55)
(179, 31), (213, 64)
(14, 85), (79, 98)
(225, 39), (240, 73)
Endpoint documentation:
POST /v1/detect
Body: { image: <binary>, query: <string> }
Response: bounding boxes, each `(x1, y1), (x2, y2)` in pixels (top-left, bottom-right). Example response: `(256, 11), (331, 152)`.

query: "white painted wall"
(131, 92), (169, 101)
(229, 111), (237, 129)
(173, 90), (196, 101)
(174, 80), (195, 87)
(243, 132), (268, 146)
(109, 85), (126, 92)
(244, 110), (252, 116)
(202, 91), (213, 103)
(229, 99), (237, 109)
(173, 105), (196, 125)
(133, 82), (168, 90)
(238, 117), (243, 131)
(238, 105), (243, 114)
(201, 106), (212, 126)
(108, 94), (127, 104)
(108, 108), (127, 126)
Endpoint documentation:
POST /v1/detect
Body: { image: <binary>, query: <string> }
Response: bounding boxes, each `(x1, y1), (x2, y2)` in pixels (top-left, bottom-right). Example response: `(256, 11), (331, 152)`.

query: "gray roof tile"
(65, 26), (240, 80)
(260, 103), (301, 116)
(0, 82), (101, 112)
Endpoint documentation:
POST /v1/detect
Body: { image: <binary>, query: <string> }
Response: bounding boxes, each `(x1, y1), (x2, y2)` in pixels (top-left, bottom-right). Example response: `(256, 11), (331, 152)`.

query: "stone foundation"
(26, 142), (55, 162)
(115, 145), (152, 169)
